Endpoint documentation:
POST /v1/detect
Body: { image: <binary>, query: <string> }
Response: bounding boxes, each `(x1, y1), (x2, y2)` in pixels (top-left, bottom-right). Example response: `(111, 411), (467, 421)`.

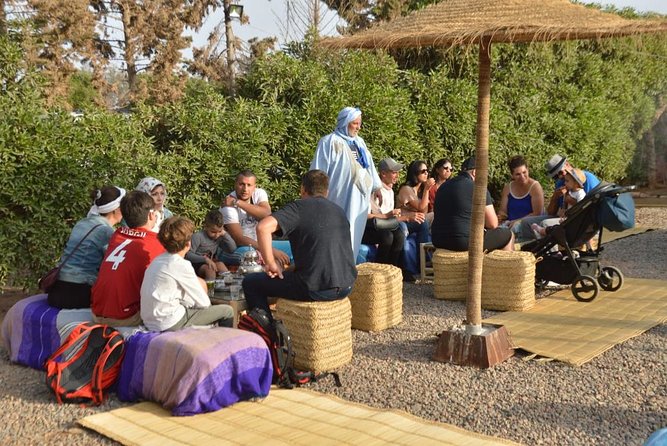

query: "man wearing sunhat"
(431, 156), (513, 252)
(518, 154), (600, 241)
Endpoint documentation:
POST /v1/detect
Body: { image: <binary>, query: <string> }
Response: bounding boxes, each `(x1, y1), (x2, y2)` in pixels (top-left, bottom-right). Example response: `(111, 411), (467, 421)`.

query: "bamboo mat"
(79, 388), (519, 446)
(484, 278), (667, 366)
(601, 226), (650, 244)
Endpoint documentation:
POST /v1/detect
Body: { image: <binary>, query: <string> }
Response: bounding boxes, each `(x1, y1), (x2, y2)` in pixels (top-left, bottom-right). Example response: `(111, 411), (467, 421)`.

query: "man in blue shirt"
(518, 154), (600, 241)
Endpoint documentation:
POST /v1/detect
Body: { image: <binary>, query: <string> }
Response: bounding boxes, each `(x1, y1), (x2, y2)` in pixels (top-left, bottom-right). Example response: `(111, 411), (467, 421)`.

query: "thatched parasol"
(320, 0), (667, 365)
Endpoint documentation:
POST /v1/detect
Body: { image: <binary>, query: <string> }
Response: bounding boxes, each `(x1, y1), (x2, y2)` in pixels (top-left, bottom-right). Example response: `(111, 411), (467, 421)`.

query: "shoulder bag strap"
(57, 223), (104, 269)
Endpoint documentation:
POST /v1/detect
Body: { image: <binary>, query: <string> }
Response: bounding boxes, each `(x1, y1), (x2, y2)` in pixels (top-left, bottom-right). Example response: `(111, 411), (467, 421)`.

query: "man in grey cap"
(518, 154), (601, 241)
(431, 156), (513, 252)
(371, 157), (429, 281)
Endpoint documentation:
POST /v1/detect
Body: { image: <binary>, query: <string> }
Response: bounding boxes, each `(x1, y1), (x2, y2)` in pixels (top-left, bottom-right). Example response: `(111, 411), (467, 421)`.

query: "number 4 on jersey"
(105, 239), (132, 270)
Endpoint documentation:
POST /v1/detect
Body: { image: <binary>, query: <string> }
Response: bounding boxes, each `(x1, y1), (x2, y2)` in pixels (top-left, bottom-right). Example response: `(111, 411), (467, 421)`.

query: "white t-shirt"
(567, 189), (586, 209)
(376, 185), (395, 214)
(220, 188), (269, 241)
(140, 253), (211, 332)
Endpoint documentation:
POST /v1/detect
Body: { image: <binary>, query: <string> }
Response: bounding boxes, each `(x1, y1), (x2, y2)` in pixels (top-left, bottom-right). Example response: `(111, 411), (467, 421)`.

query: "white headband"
(87, 187), (126, 217)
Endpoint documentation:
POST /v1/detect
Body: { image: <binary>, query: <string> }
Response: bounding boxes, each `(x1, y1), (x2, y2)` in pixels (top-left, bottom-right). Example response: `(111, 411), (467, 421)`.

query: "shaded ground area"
(0, 289), (25, 325)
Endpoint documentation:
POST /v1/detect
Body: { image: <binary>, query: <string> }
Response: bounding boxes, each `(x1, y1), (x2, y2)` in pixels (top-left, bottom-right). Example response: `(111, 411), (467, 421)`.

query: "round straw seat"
(481, 250), (536, 311)
(432, 250), (468, 301)
(348, 263), (403, 331)
(275, 297), (352, 373)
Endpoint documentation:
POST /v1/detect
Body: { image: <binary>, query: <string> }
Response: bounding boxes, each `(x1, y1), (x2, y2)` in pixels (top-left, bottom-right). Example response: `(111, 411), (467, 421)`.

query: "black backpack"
(238, 308), (294, 388)
(238, 308), (341, 388)
(44, 322), (125, 405)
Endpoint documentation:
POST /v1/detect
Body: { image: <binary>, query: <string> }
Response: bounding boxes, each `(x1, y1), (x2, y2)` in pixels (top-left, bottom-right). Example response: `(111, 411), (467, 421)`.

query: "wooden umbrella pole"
(466, 36), (492, 334)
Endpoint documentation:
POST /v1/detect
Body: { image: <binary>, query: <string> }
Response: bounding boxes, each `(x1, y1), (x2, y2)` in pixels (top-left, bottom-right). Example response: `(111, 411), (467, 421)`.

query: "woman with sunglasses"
(428, 158), (453, 213)
(398, 160), (436, 225)
(397, 160), (433, 281)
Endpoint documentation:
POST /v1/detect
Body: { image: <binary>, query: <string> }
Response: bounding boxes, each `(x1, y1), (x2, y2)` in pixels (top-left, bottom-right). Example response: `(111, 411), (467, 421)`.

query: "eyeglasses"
(419, 169), (429, 174)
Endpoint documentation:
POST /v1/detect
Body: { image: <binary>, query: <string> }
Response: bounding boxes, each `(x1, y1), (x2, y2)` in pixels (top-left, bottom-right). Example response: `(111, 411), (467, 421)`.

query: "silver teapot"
(237, 248), (264, 275)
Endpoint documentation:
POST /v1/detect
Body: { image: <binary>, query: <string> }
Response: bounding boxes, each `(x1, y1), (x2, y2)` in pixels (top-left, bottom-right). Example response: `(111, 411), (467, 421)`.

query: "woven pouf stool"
(348, 262), (403, 332)
(432, 250), (468, 301)
(275, 297), (352, 373)
(482, 250), (536, 311)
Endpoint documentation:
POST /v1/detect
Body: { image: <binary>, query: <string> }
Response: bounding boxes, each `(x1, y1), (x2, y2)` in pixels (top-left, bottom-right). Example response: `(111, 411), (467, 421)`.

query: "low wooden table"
(212, 284), (247, 328)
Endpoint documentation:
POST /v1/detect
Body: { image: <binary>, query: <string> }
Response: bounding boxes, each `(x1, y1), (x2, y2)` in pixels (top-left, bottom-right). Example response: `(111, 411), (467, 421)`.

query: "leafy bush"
(2, 31), (667, 289)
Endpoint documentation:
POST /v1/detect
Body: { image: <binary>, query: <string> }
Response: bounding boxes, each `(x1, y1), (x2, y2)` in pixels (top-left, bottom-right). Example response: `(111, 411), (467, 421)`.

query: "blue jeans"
(401, 220), (431, 275)
(242, 271), (352, 319)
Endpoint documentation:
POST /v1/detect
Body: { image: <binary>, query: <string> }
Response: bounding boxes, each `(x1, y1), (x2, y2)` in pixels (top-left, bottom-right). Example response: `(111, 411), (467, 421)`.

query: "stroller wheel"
(572, 275), (599, 302)
(599, 266), (624, 292)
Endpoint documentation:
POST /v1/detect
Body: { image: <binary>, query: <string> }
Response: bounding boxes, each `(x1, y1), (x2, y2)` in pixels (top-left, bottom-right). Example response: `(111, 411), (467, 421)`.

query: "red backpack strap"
(44, 322), (102, 368)
(90, 327), (125, 405)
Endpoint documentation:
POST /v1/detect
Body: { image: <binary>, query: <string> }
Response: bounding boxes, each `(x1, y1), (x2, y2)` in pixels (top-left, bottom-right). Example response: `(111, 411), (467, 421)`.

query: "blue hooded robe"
(310, 107), (381, 259)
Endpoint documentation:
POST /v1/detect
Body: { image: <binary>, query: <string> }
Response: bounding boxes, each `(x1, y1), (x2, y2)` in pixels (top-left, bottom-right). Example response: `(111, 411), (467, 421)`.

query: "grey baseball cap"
(378, 158), (405, 172)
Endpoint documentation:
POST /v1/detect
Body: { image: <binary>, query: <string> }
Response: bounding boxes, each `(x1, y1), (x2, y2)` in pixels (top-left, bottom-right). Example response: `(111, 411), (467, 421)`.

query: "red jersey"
(91, 226), (165, 320)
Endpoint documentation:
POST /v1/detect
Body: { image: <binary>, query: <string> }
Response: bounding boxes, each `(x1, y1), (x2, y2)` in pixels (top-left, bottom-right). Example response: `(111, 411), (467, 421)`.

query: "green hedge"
(1, 34), (666, 289)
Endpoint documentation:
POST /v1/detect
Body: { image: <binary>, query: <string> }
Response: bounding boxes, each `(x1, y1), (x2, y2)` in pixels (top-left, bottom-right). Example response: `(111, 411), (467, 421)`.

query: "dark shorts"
(190, 262), (206, 273)
(483, 227), (513, 251)
(47, 280), (92, 309)
(434, 227), (512, 252)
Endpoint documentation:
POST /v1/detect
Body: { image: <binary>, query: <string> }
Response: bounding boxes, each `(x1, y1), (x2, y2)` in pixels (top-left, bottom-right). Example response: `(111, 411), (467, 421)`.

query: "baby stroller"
(522, 183), (635, 302)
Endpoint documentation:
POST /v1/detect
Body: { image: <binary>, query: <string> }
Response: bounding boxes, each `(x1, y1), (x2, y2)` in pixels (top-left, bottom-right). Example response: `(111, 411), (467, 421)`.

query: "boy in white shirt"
(140, 216), (233, 332)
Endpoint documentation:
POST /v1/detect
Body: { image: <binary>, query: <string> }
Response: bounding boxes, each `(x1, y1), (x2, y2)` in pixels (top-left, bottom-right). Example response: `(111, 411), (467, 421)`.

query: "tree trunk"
(0, 0), (6, 36)
(646, 98), (666, 189)
(311, 0), (320, 36)
(119, 3), (137, 96)
(466, 36), (492, 334)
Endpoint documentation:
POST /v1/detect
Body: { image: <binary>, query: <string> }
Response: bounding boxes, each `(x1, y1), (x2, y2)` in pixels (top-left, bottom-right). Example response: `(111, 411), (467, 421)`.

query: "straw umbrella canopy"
(320, 0), (667, 335)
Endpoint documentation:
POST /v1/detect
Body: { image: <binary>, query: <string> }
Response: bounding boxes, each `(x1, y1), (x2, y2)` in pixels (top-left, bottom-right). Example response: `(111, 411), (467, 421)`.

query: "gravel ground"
(1, 208), (665, 445)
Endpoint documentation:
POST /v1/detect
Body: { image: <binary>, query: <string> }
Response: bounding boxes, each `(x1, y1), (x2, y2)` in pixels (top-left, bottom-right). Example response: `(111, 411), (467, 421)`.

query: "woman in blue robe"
(310, 107), (381, 260)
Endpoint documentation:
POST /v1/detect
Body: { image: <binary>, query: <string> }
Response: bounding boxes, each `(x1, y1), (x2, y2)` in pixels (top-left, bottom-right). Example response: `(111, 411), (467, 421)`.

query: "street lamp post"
(223, 0), (243, 93)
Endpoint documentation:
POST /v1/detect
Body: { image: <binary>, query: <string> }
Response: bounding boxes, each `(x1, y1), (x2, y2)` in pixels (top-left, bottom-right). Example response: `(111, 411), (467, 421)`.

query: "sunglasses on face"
(419, 169), (429, 174)
(442, 166), (452, 171)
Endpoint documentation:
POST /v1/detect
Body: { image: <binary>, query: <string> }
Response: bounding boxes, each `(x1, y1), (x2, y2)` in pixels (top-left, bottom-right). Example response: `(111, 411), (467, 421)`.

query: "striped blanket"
(1, 294), (63, 369)
(1, 295), (273, 415)
(118, 327), (273, 415)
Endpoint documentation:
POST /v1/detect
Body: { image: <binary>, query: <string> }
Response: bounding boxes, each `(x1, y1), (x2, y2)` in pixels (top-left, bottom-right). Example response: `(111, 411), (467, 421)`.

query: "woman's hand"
(411, 212), (426, 224)
(424, 177), (436, 190)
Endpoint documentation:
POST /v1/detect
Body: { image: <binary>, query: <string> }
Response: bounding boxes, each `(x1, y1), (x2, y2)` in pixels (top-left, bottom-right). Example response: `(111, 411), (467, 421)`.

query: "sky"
(187, 0), (667, 56)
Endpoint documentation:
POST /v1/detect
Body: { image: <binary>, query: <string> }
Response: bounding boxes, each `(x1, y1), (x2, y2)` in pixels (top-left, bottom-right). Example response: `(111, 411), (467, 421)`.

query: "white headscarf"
(87, 187), (126, 217)
(136, 177), (168, 232)
(135, 177), (166, 197)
